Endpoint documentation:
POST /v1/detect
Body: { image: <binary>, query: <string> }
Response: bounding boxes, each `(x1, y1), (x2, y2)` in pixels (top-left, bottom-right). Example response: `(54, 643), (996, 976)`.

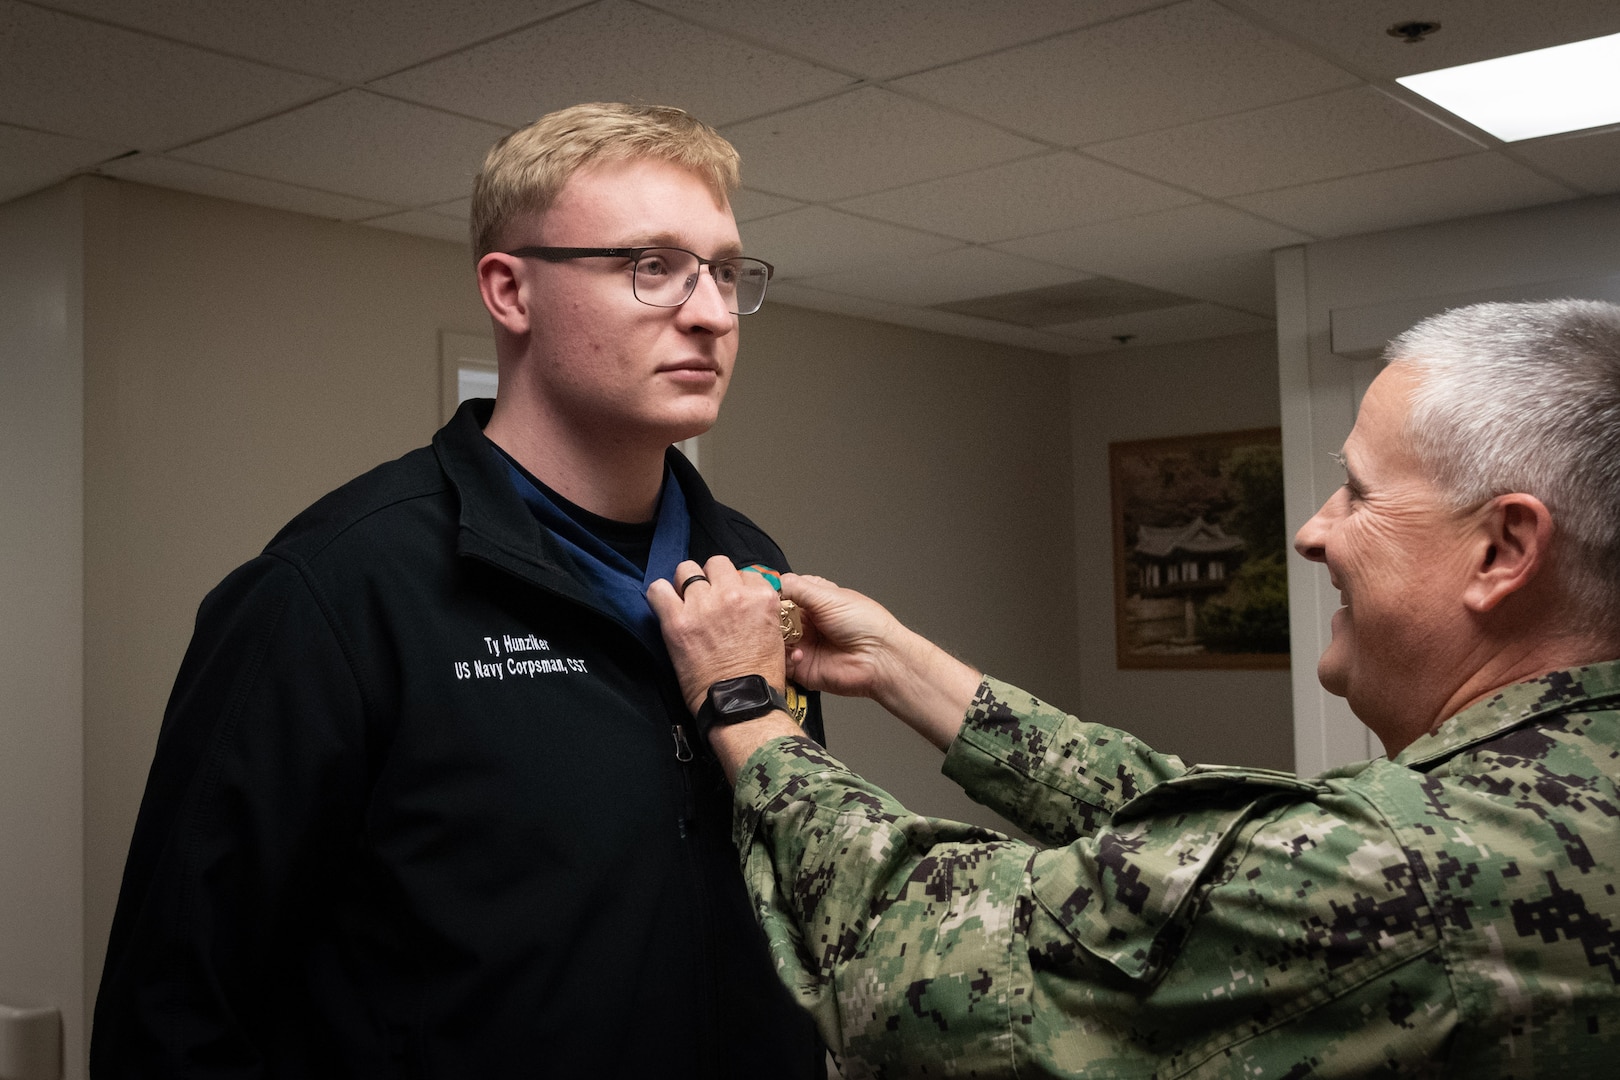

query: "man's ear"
(1463, 493), (1553, 613)
(477, 252), (532, 336)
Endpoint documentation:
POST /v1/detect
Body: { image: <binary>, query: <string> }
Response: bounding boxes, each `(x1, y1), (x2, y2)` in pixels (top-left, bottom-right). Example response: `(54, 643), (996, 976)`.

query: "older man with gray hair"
(650, 299), (1620, 1078)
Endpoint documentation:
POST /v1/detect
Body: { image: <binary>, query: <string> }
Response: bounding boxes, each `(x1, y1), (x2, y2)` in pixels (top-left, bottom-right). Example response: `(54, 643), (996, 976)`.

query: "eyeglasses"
(504, 246), (775, 315)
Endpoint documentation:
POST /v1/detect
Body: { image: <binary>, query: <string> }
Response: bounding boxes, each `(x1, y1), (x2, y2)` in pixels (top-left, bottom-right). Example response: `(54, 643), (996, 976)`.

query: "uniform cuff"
(731, 734), (858, 852)
(942, 676), (1060, 787)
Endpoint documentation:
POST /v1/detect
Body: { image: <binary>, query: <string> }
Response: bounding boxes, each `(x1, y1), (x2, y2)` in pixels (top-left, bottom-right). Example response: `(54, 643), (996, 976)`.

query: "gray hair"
(1385, 299), (1620, 637)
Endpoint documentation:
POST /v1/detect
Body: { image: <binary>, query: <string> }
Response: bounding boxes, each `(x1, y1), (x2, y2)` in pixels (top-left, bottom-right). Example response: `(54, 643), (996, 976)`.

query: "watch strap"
(693, 674), (790, 744)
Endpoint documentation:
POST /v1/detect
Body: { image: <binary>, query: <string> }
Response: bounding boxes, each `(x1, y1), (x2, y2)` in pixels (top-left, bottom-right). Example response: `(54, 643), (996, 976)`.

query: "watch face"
(714, 674), (772, 714)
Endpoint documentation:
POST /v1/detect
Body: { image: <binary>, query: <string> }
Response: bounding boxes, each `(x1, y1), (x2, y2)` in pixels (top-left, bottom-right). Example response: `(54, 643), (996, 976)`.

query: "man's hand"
(648, 555), (788, 717)
(778, 573), (907, 699)
(782, 573), (982, 753)
(649, 561), (984, 768)
(648, 556), (805, 784)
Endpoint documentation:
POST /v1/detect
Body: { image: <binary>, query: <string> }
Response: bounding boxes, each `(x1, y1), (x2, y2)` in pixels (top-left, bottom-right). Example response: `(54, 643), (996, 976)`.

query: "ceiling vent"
(933, 277), (1195, 328)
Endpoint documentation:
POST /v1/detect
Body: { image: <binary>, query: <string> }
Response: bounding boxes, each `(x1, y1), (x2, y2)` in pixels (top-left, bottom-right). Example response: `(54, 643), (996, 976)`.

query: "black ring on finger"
(678, 573), (710, 598)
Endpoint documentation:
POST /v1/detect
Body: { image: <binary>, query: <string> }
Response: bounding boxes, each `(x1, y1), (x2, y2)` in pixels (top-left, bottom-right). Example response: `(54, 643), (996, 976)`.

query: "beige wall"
(78, 177), (489, 1066)
(1069, 332), (1294, 770)
(704, 304), (1081, 830)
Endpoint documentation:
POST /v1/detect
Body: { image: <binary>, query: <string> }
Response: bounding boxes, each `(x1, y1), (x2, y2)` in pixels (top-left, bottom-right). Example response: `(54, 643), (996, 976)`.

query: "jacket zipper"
(458, 479), (780, 1075)
(671, 724), (697, 838)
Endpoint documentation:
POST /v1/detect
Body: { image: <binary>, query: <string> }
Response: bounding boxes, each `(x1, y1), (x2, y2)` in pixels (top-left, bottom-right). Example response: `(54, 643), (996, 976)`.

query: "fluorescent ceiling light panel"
(1397, 31), (1620, 142)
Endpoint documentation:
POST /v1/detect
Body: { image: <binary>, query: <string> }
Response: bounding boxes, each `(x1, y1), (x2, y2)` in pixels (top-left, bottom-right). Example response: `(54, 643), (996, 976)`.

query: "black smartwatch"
(692, 674), (790, 743)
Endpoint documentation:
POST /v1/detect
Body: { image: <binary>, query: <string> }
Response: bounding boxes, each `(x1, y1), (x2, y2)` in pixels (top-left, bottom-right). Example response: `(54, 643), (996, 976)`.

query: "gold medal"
(743, 564), (803, 646)
(783, 681), (810, 726)
(780, 599), (803, 645)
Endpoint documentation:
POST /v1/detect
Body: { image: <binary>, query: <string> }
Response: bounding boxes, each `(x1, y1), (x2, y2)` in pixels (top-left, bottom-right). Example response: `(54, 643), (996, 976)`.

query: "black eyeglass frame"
(502, 246), (775, 315)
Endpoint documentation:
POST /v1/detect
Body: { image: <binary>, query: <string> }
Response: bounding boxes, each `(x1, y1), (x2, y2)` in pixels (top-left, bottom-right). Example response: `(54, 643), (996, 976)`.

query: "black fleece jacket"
(92, 399), (823, 1078)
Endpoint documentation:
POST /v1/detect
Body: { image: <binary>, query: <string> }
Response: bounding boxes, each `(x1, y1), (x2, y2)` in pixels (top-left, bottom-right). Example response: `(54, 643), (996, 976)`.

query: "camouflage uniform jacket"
(733, 662), (1620, 1078)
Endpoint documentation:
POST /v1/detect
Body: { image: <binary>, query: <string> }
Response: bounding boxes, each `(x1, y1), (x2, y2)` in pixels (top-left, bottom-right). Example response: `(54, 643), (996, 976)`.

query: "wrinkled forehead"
(1344, 364), (1415, 454)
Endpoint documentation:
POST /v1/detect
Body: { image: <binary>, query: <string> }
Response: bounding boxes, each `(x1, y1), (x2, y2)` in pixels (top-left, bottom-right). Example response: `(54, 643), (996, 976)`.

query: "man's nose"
(1294, 497), (1334, 564)
(678, 268), (735, 329)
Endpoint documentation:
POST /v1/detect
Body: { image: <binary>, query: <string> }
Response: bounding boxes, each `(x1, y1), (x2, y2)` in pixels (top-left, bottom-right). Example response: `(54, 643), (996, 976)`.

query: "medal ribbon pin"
(742, 564), (802, 645)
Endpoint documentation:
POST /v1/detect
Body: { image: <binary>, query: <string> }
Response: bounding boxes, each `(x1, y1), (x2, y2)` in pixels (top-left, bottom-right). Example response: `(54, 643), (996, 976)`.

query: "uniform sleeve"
(733, 723), (1453, 1076)
(941, 677), (1189, 846)
(91, 554), (371, 1077)
(732, 736), (1031, 1075)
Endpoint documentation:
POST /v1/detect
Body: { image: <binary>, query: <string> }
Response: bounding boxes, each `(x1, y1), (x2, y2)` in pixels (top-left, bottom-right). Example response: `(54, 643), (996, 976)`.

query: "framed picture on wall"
(1109, 427), (1290, 670)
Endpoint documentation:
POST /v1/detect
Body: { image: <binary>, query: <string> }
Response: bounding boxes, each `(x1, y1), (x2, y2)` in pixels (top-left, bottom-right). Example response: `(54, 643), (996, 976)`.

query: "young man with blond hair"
(94, 103), (823, 1078)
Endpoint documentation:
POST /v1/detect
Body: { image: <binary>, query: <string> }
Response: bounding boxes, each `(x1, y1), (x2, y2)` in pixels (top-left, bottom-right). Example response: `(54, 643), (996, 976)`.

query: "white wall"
(1068, 332), (1294, 770)
(1278, 193), (1620, 773)
(0, 184), (85, 1077)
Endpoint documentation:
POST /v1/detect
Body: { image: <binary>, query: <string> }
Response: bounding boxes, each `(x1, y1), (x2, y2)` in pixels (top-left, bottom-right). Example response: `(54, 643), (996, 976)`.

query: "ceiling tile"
(14, 0), (1602, 356)
(97, 153), (401, 220)
(730, 188), (804, 223)
(796, 246), (1083, 307)
(0, 0), (335, 149)
(935, 277), (1189, 326)
(994, 202), (1311, 278)
(1238, 0), (1620, 79)
(426, 197), (471, 220)
(1046, 302), (1273, 347)
(739, 206), (959, 279)
(894, 308), (1113, 354)
(642, 0), (1162, 80)
(31, 0), (576, 83)
(834, 151), (1199, 243)
(893, 0), (1358, 147)
(767, 282), (1107, 355)
(1115, 250), (1282, 318)
(1230, 152), (1577, 237)
(0, 122), (123, 202)
(722, 87), (1042, 202)
(1127, 250), (1276, 318)
(173, 90), (509, 207)
(1087, 85), (1482, 197)
(360, 209), (472, 245)
(762, 281), (915, 322)
(1514, 128), (1620, 196)
(370, 0), (851, 130)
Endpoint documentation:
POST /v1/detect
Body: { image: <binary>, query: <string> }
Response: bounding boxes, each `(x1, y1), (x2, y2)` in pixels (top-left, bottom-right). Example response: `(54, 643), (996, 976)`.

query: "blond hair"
(470, 102), (741, 259)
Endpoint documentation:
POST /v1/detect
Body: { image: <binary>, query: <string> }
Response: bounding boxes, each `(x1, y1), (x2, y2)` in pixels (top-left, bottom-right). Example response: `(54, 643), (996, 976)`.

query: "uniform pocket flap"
(1113, 765), (1326, 823)
(1030, 768), (1321, 984)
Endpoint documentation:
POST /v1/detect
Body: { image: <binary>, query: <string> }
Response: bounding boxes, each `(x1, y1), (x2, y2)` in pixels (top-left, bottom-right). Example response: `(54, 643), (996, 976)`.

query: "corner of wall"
(0, 180), (89, 1079)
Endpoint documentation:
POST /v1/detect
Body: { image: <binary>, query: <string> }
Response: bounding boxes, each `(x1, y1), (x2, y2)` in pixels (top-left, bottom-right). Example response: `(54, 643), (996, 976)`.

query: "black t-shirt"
(490, 441), (657, 570)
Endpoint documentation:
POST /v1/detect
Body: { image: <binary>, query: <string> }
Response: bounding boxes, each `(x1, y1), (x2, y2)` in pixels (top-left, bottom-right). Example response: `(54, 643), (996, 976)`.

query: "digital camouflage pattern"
(733, 662), (1620, 1078)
